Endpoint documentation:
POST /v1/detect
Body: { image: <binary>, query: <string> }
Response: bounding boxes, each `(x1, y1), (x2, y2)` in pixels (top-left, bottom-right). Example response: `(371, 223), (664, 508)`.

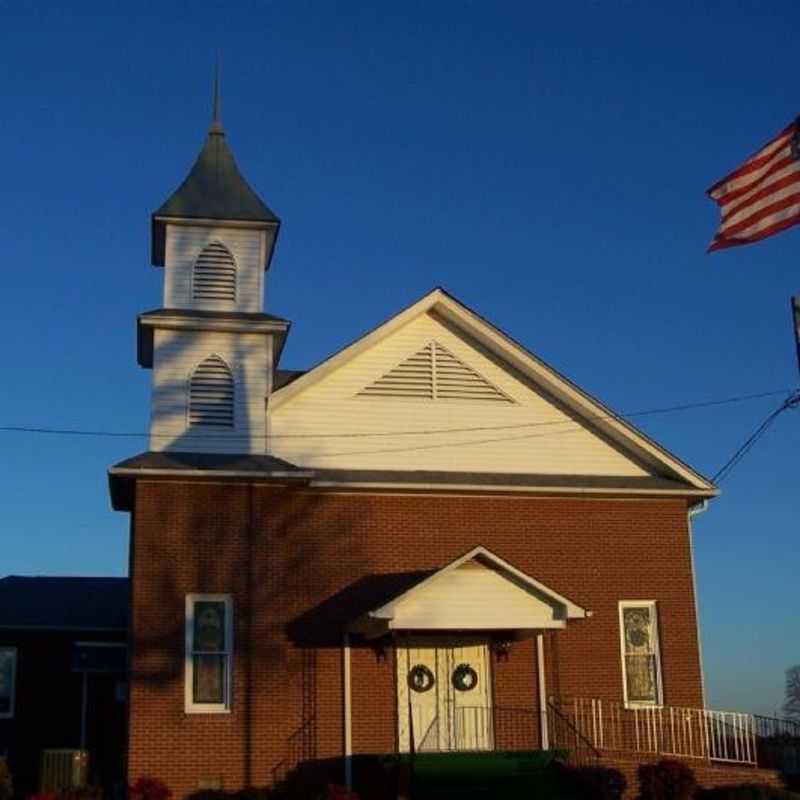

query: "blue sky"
(1, 1), (798, 716)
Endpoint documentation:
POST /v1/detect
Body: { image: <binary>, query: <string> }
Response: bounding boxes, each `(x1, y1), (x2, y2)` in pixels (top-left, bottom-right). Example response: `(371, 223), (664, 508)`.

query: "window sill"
(184, 707), (232, 715)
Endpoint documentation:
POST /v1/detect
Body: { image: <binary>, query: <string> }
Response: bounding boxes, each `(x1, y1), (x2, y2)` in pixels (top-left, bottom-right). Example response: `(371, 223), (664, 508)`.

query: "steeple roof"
(151, 118), (280, 267)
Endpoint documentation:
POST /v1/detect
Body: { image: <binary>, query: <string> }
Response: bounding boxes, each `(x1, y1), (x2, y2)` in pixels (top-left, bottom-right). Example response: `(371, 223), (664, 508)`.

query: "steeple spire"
(210, 57), (222, 134)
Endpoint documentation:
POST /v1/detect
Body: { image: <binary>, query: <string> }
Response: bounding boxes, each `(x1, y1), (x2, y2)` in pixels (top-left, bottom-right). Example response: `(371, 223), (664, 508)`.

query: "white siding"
(389, 561), (566, 630)
(269, 311), (652, 476)
(150, 329), (270, 454)
(163, 224), (264, 312)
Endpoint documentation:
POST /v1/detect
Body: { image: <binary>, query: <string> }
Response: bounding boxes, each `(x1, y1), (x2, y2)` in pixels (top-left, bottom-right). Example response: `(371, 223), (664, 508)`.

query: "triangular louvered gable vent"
(189, 355), (235, 427)
(358, 341), (512, 402)
(193, 241), (236, 302)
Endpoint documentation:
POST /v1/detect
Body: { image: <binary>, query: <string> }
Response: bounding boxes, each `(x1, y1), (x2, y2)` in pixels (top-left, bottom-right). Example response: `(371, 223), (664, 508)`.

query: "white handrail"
(550, 697), (758, 766)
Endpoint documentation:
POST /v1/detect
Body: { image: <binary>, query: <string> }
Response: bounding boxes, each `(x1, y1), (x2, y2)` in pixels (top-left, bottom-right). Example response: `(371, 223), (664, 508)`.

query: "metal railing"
(546, 698), (601, 764)
(405, 697), (800, 772)
(548, 697), (758, 766)
(753, 714), (800, 774)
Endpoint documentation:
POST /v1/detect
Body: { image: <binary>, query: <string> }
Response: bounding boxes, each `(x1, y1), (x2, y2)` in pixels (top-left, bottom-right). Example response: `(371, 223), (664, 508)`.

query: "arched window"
(192, 241), (236, 302)
(189, 355), (234, 427)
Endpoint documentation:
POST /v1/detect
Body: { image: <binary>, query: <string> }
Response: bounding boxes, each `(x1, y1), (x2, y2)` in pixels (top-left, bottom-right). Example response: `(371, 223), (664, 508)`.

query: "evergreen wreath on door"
(451, 663), (478, 692)
(408, 664), (435, 693)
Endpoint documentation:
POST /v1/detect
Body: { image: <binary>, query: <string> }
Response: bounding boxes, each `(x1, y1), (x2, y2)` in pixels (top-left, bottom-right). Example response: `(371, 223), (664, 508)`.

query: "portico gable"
(351, 546), (586, 637)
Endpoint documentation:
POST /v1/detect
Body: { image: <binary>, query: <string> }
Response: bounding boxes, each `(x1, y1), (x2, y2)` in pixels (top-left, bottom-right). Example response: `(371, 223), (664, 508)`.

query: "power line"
(713, 390), (800, 483)
(0, 388), (792, 442)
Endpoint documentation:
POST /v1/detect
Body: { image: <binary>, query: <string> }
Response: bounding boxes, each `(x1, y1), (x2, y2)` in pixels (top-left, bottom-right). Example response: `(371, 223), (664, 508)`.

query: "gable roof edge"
(271, 287), (717, 494)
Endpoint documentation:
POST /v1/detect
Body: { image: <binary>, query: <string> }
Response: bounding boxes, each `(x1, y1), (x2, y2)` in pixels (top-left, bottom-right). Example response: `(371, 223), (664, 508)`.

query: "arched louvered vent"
(189, 355), (235, 427)
(193, 241), (236, 302)
(358, 341), (513, 402)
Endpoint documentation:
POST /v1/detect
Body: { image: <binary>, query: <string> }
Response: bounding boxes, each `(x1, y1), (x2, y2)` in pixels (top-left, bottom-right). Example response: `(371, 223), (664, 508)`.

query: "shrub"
(129, 778), (172, 800)
(0, 761), (12, 800)
(638, 759), (697, 800)
(324, 786), (358, 800)
(575, 765), (628, 800)
(63, 786), (103, 800)
(555, 763), (627, 800)
(695, 785), (800, 799)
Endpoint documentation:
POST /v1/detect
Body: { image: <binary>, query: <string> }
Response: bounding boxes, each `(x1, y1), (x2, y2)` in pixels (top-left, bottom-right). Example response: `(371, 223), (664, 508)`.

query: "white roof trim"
(309, 479), (715, 497)
(271, 288), (716, 493)
(369, 545), (586, 624)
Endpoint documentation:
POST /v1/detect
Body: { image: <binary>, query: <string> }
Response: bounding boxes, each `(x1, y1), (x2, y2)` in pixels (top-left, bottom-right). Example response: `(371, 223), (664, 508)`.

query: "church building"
(107, 100), (736, 797)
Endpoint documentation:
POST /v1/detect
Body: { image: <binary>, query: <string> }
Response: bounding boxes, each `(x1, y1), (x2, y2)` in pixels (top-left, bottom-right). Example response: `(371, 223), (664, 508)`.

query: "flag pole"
(791, 296), (800, 380)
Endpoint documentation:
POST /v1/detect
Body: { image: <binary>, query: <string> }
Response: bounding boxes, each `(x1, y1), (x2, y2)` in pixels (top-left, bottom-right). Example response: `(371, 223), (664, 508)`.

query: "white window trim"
(0, 646), (17, 719)
(618, 600), (664, 708)
(185, 594), (233, 714)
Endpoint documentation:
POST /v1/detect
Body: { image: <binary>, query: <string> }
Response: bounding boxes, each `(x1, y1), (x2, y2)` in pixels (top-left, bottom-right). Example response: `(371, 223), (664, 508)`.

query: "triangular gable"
(352, 546), (586, 634)
(271, 288), (716, 494)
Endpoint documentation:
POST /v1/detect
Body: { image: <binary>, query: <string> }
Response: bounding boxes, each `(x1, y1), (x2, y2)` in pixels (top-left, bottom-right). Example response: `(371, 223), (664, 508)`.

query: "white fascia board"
(370, 545), (586, 621)
(386, 620), (567, 631)
(154, 216), (276, 232)
(139, 315), (289, 336)
(108, 467), (314, 481)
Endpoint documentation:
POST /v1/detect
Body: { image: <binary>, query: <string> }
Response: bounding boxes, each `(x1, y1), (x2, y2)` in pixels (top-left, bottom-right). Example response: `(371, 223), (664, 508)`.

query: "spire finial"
(210, 55), (223, 134)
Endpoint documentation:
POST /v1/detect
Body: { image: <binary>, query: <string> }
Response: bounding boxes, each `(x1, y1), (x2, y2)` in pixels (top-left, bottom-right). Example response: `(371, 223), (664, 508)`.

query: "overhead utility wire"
(0, 388), (793, 442)
(712, 390), (800, 484)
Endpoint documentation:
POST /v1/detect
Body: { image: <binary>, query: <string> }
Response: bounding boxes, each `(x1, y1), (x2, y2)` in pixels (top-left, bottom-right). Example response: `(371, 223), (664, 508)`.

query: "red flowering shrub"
(325, 786), (359, 800)
(129, 778), (172, 800)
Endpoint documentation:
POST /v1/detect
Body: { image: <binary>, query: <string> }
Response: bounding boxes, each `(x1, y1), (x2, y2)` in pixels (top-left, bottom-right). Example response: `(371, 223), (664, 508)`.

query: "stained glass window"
(187, 596), (232, 711)
(620, 602), (662, 706)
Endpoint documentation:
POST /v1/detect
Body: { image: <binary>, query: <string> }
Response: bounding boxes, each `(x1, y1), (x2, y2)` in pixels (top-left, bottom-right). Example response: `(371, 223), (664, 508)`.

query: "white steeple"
(137, 95), (289, 455)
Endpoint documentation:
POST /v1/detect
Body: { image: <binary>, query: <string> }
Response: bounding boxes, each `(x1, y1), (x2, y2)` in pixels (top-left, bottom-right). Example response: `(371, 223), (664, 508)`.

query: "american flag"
(707, 116), (800, 252)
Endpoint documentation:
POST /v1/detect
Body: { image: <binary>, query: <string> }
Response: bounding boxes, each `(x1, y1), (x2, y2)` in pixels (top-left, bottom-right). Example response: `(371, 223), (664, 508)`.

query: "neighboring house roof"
(270, 287), (718, 497)
(0, 576), (129, 631)
(151, 124), (280, 268)
(108, 452), (313, 511)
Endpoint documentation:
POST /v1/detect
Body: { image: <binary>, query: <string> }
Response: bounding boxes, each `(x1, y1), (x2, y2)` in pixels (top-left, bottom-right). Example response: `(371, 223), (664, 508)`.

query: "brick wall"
(127, 480), (704, 797)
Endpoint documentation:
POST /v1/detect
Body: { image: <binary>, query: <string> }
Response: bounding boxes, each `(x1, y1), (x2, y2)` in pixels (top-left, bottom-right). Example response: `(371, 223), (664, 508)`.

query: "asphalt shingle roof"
(151, 126), (279, 267)
(0, 576), (129, 631)
(154, 129), (278, 225)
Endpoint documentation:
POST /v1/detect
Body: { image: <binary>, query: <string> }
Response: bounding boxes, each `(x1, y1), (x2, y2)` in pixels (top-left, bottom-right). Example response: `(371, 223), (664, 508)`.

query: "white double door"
(396, 635), (493, 752)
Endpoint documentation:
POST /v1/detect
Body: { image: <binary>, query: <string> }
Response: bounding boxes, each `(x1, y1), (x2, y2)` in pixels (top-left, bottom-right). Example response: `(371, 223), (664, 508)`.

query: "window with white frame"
(0, 647), (16, 718)
(185, 595), (232, 713)
(619, 601), (663, 706)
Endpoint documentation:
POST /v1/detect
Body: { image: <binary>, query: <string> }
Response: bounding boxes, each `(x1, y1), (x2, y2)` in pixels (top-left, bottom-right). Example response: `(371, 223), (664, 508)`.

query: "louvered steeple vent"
(193, 241), (236, 302)
(358, 341), (512, 402)
(189, 355), (235, 427)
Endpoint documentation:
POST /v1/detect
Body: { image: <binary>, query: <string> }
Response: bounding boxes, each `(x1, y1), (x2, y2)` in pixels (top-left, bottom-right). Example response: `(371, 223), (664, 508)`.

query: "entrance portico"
(347, 546), (587, 757)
